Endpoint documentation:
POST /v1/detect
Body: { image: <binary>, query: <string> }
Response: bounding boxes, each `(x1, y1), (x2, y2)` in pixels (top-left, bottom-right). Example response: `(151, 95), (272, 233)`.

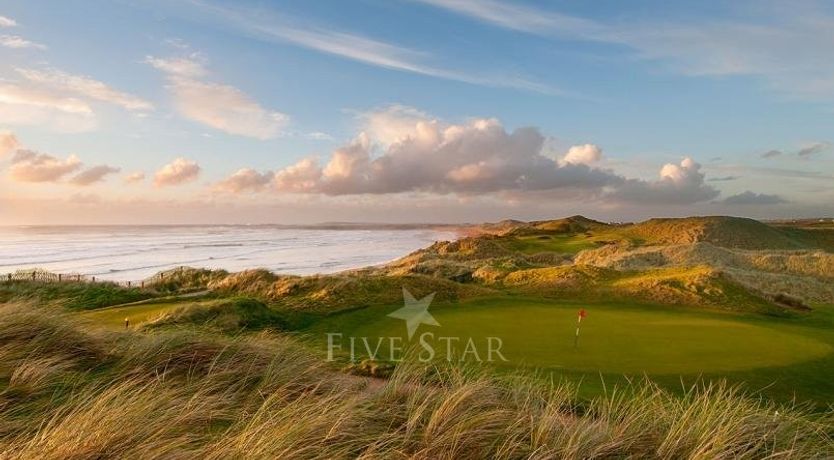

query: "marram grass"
(0, 303), (831, 459)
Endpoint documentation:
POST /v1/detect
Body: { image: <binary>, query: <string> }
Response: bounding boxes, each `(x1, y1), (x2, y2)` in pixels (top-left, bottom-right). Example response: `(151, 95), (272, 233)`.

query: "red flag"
(578, 308), (587, 319)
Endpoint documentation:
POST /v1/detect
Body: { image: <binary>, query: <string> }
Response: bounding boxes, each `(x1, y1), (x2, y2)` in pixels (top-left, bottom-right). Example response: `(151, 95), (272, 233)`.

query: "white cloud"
(0, 15), (17, 27)
(169, 78), (288, 139)
(305, 131), (333, 141)
(123, 171), (146, 184)
(192, 2), (563, 95)
(144, 55), (207, 78)
(70, 165), (121, 186)
(0, 35), (45, 50)
(0, 83), (96, 132)
(615, 157), (720, 204)
(414, 0), (605, 39)
(0, 131), (19, 157)
(208, 107), (726, 206)
(274, 158), (322, 193)
(272, 108), (621, 195)
(15, 67), (153, 112)
(154, 158), (201, 187)
(417, 1), (834, 103)
(9, 150), (82, 183)
(357, 105), (437, 146)
(215, 168), (274, 193)
(147, 54), (288, 139)
(562, 143), (602, 166)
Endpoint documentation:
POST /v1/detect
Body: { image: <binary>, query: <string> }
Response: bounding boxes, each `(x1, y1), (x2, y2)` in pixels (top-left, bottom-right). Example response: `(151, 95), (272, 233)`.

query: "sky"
(0, 0), (833, 225)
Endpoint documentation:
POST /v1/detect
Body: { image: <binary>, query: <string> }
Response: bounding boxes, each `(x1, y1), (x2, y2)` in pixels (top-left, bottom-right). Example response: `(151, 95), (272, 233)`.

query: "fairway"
(80, 301), (186, 330)
(308, 297), (833, 375)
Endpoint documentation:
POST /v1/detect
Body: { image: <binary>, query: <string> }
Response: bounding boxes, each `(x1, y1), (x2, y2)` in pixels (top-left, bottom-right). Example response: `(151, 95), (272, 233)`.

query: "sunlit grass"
(0, 303), (831, 458)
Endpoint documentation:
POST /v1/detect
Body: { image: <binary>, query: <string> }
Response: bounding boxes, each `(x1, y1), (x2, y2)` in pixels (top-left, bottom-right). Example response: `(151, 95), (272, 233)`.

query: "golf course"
(4, 215), (834, 457)
(305, 295), (834, 403)
(77, 292), (834, 404)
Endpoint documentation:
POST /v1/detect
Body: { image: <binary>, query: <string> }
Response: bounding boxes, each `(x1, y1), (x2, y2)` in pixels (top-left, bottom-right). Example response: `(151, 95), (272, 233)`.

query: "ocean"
(0, 226), (457, 282)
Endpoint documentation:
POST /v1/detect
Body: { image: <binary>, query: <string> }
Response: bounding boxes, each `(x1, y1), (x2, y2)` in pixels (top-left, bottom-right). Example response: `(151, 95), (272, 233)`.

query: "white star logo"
(387, 287), (439, 339)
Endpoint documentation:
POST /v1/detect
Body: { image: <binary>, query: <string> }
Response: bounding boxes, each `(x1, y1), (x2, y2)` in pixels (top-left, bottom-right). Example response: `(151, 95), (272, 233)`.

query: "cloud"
(168, 78), (288, 139)
(761, 142), (830, 160)
(154, 158), (201, 186)
(191, 2), (563, 95)
(269, 108), (622, 196)
(707, 175), (740, 182)
(722, 191), (787, 205)
(222, 107), (720, 206)
(273, 158), (322, 193)
(15, 67), (152, 112)
(797, 142), (830, 158)
(70, 165), (121, 186)
(358, 105), (435, 146)
(0, 15), (16, 27)
(0, 131), (19, 157)
(615, 157), (720, 204)
(123, 171), (145, 184)
(305, 131), (333, 141)
(0, 35), (46, 50)
(415, 0), (606, 39)
(0, 82), (97, 132)
(417, 1), (834, 103)
(147, 55), (288, 139)
(9, 150), (82, 182)
(196, 105), (735, 208)
(215, 168), (274, 193)
(144, 55), (207, 78)
(562, 143), (602, 166)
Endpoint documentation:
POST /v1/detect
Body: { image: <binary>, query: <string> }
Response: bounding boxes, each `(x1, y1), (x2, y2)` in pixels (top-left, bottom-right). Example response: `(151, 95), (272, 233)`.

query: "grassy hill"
(622, 216), (810, 250)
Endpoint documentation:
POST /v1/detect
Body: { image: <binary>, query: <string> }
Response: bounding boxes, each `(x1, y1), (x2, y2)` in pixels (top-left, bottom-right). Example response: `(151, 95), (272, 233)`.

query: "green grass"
(80, 301), (185, 330)
(500, 234), (599, 254)
(305, 295), (834, 404)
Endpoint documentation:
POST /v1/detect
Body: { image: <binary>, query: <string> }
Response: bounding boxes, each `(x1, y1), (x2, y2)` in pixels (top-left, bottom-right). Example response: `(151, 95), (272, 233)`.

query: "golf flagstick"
(574, 308), (587, 348)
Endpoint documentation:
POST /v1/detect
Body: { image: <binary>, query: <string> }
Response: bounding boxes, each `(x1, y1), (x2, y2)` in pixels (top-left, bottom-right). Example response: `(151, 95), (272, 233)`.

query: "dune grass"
(0, 280), (152, 310)
(0, 302), (831, 459)
(81, 298), (287, 332)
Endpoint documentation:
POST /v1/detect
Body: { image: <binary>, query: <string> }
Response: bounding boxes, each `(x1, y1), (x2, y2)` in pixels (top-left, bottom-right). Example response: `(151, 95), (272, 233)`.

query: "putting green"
(309, 297), (832, 375)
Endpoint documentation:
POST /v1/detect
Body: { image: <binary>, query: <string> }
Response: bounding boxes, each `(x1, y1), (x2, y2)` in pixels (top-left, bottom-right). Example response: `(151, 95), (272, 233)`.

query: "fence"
(1, 267), (192, 289)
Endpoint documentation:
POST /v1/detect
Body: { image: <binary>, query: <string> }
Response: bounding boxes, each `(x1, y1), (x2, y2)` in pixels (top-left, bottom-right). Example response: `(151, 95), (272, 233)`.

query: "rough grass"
(0, 303), (832, 459)
(500, 264), (782, 313)
(208, 270), (492, 312)
(142, 298), (289, 332)
(0, 280), (152, 310)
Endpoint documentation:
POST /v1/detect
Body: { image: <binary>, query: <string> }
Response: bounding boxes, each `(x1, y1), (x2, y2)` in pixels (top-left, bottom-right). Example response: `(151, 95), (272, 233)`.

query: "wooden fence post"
(58, 274), (62, 282)
(127, 281), (131, 288)
(32, 271), (36, 281)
